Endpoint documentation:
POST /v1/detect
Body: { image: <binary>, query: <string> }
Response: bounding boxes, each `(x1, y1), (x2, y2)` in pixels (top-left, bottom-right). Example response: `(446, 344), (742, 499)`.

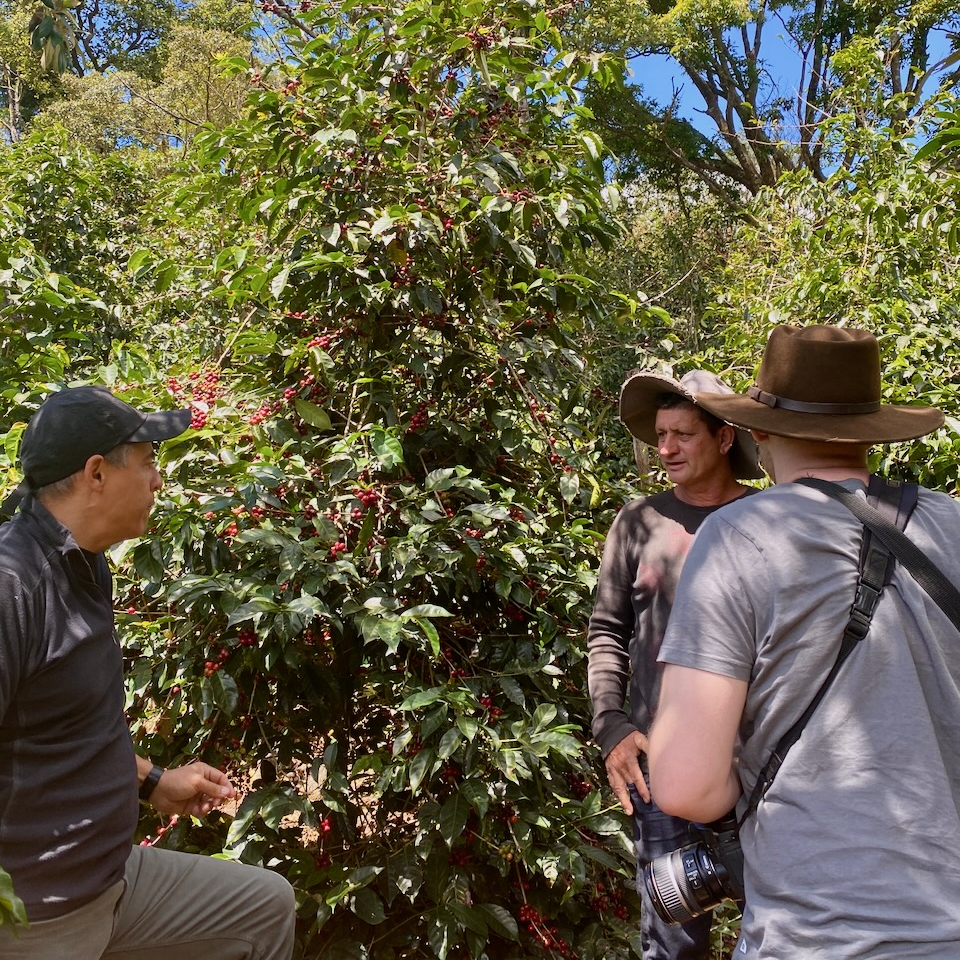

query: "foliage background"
(3, 0), (960, 957)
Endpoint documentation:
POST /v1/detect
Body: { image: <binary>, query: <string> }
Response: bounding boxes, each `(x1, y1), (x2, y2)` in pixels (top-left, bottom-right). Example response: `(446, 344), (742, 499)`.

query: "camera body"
(642, 810), (745, 924)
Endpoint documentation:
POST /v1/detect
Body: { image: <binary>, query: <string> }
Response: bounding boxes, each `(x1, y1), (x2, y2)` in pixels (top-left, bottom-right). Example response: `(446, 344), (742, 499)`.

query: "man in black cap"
(649, 326), (960, 958)
(587, 370), (761, 960)
(0, 386), (295, 960)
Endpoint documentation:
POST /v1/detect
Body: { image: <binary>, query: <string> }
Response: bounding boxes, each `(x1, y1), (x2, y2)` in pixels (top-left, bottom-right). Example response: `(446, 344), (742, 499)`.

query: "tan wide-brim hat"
(694, 325), (944, 443)
(620, 369), (764, 480)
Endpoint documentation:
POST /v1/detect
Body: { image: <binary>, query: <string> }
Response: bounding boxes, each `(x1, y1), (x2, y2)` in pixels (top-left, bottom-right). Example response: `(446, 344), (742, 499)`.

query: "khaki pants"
(0, 845), (296, 960)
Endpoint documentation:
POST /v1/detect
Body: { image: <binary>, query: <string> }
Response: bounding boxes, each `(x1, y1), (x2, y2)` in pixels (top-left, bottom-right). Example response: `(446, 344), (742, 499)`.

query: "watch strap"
(139, 764), (164, 801)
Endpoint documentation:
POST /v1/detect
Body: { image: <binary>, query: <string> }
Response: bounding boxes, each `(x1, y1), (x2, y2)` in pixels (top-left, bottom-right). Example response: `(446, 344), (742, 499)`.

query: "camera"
(642, 810), (744, 924)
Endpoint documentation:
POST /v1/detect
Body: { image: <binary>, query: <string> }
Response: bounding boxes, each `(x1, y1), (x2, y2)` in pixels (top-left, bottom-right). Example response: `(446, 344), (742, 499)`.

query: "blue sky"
(623, 22), (955, 139)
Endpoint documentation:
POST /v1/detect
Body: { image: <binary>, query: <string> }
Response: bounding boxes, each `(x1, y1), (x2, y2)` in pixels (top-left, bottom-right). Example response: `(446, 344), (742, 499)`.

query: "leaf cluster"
(1, 1), (654, 957)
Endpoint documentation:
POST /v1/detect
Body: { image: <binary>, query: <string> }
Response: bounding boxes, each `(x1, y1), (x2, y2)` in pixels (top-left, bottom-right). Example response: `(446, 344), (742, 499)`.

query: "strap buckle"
(853, 579), (881, 619)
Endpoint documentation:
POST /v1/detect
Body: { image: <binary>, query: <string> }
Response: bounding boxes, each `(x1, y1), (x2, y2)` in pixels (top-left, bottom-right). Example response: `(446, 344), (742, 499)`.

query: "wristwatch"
(139, 764), (164, 801)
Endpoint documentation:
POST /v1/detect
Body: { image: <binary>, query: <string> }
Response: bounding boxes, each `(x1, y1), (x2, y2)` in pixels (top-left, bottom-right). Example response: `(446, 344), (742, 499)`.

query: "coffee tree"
(109, 0), (654, 957)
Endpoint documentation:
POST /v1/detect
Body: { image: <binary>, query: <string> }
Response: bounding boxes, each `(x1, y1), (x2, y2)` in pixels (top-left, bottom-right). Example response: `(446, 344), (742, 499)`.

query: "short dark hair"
(654, 392), (726, 436)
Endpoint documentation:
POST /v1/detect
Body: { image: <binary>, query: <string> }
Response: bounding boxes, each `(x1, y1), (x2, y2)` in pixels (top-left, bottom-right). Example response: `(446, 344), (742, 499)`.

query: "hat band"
(747, 385), (881, 415)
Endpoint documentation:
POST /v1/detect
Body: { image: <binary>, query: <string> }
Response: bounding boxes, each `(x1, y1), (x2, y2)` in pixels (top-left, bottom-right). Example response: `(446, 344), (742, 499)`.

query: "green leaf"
(439, 792), (470, 845)
(227, 786), (301, 844)
(294, 399), (332, 430)
(399, 687), (445, 710)
(319, 223), (342, 246)
(420, 703), (449, 740)
(457, 716), (480, 741)
(424, 468), (458, 490)
(438, 726), (462, 759)
(459, 779), (489, 818)
(370, 429), (405, 468)
(371, 213), (395, 237)
(448, 900), (489, 936)
(127, 249), (152, 273)
(206, 670), (239, 715)
(497, 675), (525, 707)
(427, 908), (455, 960)
(2, 422), (23, 466)
(532, 702), (558, 729)
(577, 843), (625, 871)
(351, 888), (386, 924)
(416, 616), (441, 656)
(386, 846), (424, 904)
(402, 604), (453, 618)
(0, 865), (26, 928)
(559, 470), (580, 503)
(478, 903), (519, 941)
(270, 266), (291, 298)
(408, 747), (435, 794)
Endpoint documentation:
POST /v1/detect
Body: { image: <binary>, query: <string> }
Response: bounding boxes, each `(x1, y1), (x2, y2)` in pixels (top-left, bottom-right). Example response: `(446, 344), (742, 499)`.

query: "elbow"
(649, 769), (704, 822)
(647, 728), (703, 820)
(649, 765), (739, 824)
(648, 748), (738, 824)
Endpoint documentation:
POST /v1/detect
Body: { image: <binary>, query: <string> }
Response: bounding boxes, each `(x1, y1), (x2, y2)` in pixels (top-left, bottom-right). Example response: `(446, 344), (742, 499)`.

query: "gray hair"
(35, 443), (132, 503)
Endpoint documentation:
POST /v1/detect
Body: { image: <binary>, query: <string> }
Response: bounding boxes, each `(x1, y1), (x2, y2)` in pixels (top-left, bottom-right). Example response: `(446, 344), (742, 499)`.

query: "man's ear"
(718, 424), (736, 454)
(81, 454), (107, 489)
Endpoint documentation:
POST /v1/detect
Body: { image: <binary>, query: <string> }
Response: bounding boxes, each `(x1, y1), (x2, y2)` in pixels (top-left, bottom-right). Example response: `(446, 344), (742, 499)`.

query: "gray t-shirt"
(659, 480), (960, 959)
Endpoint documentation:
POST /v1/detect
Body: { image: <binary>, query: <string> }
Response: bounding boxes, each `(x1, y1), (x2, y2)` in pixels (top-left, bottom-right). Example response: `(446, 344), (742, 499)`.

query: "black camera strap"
(740, 475), (923, 826)
(803, 478), (960, 628)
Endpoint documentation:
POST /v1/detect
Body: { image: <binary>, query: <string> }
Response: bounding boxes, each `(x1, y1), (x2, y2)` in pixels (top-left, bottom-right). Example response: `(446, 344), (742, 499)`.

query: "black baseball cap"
(19, 385), (191, 489)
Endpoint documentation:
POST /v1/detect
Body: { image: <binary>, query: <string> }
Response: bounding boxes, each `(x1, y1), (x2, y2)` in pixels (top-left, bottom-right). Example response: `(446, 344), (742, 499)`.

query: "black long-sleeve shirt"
(0, 496), (137, 920)
(587, 488), (756, 758)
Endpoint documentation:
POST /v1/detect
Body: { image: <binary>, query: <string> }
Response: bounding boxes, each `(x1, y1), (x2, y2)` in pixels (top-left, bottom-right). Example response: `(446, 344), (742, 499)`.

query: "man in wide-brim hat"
(588, 368), (761, 960)
(649, 325), (960, 960)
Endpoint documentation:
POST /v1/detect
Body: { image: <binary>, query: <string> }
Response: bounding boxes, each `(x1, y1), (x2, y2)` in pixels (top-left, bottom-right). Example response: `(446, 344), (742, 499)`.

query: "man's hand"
(604, 730), (649, 814)
(148, 762), (235, 818)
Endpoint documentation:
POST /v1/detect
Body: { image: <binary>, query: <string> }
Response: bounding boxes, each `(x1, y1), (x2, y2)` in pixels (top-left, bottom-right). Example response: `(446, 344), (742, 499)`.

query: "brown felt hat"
(694, 325), (944, 443)
(619, 369), (763, 480)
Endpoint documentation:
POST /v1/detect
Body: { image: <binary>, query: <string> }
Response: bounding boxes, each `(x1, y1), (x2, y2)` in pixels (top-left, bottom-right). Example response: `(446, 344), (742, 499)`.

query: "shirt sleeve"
(587, 506), (642, 757)
(0, 567), (30, 723)
(658, 512), (767, 683)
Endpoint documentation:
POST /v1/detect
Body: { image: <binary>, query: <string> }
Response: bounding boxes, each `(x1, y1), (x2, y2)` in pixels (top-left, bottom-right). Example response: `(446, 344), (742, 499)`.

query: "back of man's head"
(693, 325), (943, 444)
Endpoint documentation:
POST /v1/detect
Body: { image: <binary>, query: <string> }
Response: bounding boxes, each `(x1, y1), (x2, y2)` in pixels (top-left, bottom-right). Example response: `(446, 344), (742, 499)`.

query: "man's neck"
(39, 495), (104, 553)
(765, 437), (870, 486)
(673, 478), (749, 508)
(779, 466), (870, 485)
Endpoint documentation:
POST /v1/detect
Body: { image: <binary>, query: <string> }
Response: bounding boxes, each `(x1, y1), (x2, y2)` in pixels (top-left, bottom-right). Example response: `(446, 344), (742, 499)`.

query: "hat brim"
(620, 372), (764, 480)
(695, 392), (944, 443)
(128, 408), (192, 443)
(620, 373), (687, 447)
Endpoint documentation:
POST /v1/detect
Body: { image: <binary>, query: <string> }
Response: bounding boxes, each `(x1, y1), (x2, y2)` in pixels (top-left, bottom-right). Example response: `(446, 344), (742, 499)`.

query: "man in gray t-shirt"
(648, 325), (960, 959)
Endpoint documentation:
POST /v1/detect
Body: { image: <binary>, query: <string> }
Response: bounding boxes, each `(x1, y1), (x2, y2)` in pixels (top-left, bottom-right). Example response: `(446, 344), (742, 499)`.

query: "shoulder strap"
(861, 474), (917, 580)
(740, 476), (912, 825)
(801, 477), (960, 630)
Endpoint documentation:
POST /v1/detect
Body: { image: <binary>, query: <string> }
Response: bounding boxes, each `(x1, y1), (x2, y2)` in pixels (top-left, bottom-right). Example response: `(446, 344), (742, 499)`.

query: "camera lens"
(643, 841), (730, 924)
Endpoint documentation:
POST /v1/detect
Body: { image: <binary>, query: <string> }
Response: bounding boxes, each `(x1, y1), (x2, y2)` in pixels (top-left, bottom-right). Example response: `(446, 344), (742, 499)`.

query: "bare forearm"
(648, 664), (746, 823)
